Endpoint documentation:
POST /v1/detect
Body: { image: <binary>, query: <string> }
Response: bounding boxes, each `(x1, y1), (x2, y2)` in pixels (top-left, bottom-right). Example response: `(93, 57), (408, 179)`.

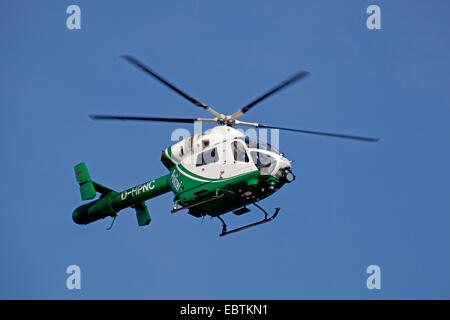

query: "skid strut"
(218, 203), (280, 237)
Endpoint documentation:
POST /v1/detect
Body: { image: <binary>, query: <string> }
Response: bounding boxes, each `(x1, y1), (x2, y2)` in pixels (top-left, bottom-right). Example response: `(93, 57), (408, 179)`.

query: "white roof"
(168, 125), (245, 162)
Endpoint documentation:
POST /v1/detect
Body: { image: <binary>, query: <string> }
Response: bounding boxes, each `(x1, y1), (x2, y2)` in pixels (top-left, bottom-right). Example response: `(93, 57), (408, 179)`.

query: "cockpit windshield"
(250, 151), (277, 175)
(237, 136), (282, 155)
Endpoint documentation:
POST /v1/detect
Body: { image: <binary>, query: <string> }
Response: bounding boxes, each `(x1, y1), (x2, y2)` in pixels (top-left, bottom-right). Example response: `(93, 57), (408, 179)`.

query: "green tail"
(74, 162), (114, 199)
(73, 162), (169, 228)
(74, 162), (97, 200)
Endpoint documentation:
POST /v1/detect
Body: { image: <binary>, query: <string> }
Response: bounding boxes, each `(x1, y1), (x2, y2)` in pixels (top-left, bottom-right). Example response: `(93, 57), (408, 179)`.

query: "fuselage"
(161, 125), (295, 217)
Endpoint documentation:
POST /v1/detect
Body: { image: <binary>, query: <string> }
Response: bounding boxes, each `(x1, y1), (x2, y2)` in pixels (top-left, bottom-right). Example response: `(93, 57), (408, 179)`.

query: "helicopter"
(72, 55), (378, 237)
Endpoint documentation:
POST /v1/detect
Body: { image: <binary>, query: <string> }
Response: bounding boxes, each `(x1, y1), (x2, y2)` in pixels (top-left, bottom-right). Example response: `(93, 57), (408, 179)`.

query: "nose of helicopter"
(276, 156), (295, 183)
(278, 156), (292, 170)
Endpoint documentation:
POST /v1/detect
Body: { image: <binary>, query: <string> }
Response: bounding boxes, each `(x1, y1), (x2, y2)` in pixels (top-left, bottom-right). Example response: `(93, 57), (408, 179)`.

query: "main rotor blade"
(259, 124), (379, 142)
(231, 70), (310, 120)
(90, 115), (201, 124)
(121, 55), (221, 118)
(235, 121), (379, 142)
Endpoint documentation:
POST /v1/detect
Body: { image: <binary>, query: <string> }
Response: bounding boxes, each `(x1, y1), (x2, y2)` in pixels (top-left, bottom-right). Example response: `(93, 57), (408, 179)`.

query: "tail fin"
(74, 162), (114, 200)
(74, 162), (97, 200)
(74, 162), (151, 228)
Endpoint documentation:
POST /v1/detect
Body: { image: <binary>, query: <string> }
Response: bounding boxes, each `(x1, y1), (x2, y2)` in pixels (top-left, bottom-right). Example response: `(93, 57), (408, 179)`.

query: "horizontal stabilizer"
(92, 181), (114, 195)
(134, 202), (151, 226)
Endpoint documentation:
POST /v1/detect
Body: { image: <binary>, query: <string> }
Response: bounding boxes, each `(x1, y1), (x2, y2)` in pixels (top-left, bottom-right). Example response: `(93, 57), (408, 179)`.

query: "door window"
(231, 141), (249, 163)
(196, 147), (219, 167)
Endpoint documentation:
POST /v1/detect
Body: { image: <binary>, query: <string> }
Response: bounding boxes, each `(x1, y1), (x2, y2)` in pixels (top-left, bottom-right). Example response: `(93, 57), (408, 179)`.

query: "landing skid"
(218, 203), (280, 237)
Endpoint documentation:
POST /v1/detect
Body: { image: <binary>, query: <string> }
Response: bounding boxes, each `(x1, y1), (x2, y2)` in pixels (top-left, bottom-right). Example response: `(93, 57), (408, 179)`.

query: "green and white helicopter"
(72, 55), (378, 236)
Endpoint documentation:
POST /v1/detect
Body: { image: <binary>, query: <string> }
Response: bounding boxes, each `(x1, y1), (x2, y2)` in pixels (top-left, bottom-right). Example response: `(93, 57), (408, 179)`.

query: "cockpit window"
(231, 141), (249, 163)
(250, 151), (277, 175)
(237, 136), (282, 155)
(196, 147), (219, 167)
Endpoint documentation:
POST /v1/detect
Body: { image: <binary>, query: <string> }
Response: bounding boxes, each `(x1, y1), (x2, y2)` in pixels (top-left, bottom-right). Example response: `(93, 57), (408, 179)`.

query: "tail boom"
(72, 162), (171, 227)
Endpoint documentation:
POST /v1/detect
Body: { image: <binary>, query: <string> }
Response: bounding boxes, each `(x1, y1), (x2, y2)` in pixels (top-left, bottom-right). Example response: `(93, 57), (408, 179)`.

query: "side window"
(231, 141), (249, 163)
(196, 147), (219, 167)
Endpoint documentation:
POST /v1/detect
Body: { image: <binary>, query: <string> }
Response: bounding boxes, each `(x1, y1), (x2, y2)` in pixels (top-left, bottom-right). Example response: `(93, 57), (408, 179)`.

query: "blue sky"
(1, 0), (449, 299)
